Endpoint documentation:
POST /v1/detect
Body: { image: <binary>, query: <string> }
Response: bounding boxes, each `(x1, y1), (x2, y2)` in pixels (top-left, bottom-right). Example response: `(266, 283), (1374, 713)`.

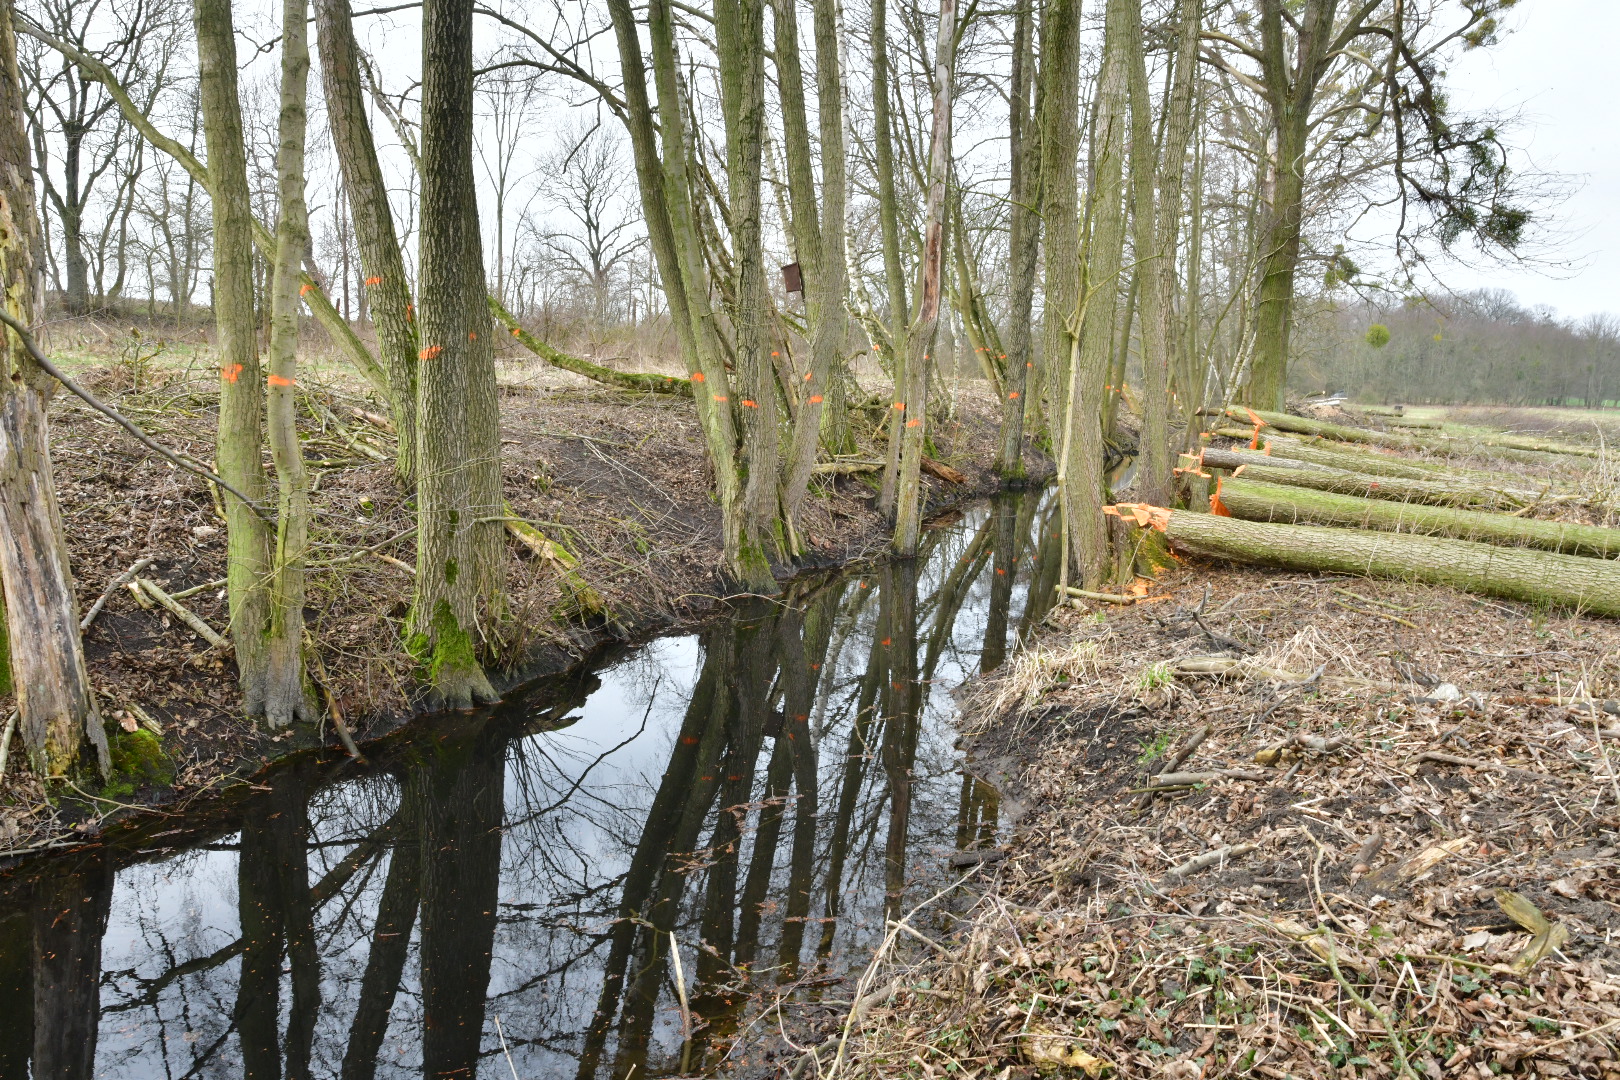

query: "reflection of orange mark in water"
(221, 364), (243, 383)
(268, 374), (294, 387)
(419, 345), (443, 360)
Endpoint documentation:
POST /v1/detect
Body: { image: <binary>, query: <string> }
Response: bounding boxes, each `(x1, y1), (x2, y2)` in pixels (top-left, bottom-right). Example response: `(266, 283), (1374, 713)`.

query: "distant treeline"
(1292, 290), (1620, 407)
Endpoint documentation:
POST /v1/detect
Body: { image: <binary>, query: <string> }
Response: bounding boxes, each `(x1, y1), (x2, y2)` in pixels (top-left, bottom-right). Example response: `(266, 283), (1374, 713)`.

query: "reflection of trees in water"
(4, 493), (1052, 1079)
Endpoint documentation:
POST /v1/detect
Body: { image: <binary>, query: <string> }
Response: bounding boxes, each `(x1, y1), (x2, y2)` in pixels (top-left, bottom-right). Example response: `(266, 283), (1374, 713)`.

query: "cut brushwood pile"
(766, 568), (1620, 1079)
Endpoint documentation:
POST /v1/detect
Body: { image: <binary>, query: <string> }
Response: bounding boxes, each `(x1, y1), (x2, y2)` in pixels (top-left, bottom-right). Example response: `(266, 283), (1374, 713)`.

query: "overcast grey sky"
(1435, 0), (1620, 320)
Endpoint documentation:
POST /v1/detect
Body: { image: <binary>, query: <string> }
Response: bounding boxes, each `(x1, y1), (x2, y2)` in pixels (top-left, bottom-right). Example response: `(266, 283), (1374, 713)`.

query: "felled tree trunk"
(1138, 506), (1620, 617)
(1211, 407), (1591, 464)
(1217, 477), (1620, 560)
(1202, 449), (1541, 513)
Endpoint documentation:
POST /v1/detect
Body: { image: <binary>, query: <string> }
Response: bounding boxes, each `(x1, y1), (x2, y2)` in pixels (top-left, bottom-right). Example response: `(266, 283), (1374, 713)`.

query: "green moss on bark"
(102, 726), (174, 797)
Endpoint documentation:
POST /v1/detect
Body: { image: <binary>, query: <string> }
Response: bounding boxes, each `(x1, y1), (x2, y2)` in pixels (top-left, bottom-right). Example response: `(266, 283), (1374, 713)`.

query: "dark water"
(0, 490), (1062, 1080)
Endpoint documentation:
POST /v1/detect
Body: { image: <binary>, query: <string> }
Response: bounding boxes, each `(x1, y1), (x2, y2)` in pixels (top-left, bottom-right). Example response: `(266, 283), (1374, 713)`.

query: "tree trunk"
(1217, 476), (1620, 559)
(0, 0), (104, 778)
(1151, 508), (1620, 618)
(873, 0), (909, 516)
(1245, 80), (1310, 410)
(1130, 0), (1200, 505)
(195, 0), (276, 715)
(314, 0), (419, 487)
(262, 0), (317, 728)
(716, 0), (780, 581)
(606, 0), (753, 586)
(892, 0), (957, 555)
(1062, 0), (1130, 590)
(412, 0), (503, 707)
(997, 0), (1041, 481)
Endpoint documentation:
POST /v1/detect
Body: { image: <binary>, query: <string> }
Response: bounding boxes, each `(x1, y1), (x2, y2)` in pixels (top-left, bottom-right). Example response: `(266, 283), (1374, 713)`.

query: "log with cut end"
(1217, 477), (1620, 559)
(1223, 431), (1522, 484)
(1131, 507), (1620, 617)
(1202, 451), (1538, 512)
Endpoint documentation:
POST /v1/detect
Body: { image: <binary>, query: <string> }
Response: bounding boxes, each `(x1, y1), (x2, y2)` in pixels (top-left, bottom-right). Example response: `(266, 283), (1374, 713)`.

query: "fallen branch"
(134, 578), (229, 650)
(489, 295), (692, 396)
(80, 557), (156, 631)
(1164, 842), (1258, 881)
(920, 456), (968, 484)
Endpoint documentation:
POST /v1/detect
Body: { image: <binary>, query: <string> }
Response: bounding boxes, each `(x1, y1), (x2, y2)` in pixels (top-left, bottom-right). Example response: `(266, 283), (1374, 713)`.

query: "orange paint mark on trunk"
(220, 363), (243, 383)
(267, 373), (294, 387)
(419, 345), (443, 360)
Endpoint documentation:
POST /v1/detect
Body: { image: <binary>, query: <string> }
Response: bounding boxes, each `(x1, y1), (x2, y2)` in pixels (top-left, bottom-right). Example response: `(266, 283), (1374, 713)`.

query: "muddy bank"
(0, 354), (1048, 852)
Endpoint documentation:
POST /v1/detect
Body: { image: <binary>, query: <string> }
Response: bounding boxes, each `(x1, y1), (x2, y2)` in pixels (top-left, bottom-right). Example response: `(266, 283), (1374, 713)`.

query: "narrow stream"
(0, 490), (1064, 1079)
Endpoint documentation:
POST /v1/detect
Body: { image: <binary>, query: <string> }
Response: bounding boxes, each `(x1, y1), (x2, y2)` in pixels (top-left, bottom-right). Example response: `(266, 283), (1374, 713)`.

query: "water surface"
(0, 491), (1060, 1079)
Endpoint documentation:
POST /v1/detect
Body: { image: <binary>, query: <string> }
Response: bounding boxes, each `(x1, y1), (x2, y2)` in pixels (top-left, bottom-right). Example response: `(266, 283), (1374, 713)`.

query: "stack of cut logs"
(1110, 407), (1620, 617)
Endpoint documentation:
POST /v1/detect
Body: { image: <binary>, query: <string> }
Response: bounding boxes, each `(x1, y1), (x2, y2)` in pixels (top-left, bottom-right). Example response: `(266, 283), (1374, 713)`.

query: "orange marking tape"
(221, 363), (243, 383)
(268, 373), (294, 387)
(419, 345), (443, 360)
(809, 395), (823, 404)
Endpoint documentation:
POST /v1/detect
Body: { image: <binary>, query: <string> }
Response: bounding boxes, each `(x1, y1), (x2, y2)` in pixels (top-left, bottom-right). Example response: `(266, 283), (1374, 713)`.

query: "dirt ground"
(755, 414), (1620, 1080)
(0, 333), (1047, 853)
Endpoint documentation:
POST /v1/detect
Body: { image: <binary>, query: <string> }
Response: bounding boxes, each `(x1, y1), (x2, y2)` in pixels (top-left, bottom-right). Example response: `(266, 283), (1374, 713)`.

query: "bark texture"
(412, 0), (502, 706)
(0, 0), (104, 777)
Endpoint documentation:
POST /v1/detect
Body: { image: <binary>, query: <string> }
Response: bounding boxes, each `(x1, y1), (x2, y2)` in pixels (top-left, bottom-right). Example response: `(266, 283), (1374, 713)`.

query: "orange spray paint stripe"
(221, 364), (243, 383)
(419, 345), (443, 360)
(268, 374), (294, 387)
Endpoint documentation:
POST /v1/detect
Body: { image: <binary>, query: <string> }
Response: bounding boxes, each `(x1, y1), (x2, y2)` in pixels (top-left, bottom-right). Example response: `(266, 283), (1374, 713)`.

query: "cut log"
(1203, 454), (1538, 513)
(1217, 477), (1620, 559)
(1206, 408), (1588, 465)
(488, 295), (692, 397)
(1118, 506), (1620, 617)
(1212, 430), (1505, 483)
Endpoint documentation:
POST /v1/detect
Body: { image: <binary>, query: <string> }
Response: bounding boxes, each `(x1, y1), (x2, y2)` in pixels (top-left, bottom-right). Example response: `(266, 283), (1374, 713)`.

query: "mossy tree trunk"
(195, 0), (276, 719)
(262, 0), (317, 727)
(412, 0), (504, 707)
(1, 0), (104, 779)
(313, 0), (418, 486)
